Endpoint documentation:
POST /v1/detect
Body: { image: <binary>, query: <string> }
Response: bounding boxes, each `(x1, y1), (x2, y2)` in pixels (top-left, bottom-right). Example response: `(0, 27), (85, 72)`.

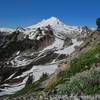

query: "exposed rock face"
(0, 27), (54, 61)
(63, 37), (73, 47)
(77, 26), (93, 41)
(26, 74), (34, 85)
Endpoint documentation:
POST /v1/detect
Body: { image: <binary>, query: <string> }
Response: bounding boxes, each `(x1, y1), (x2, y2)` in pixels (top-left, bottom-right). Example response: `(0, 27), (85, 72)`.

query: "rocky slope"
(0, 17), (93, 98)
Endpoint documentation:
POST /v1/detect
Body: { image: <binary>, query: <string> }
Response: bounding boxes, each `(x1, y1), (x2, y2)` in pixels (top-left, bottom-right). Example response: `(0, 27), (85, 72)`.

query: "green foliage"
(59, 69), (100, 95)
(67, 43), (100, 77)
(45, 75), (60, 91)
(96, 17), (100, 26)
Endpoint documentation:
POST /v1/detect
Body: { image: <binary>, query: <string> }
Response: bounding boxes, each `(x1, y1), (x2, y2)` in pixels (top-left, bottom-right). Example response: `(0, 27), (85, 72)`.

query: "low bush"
(59, 68), (100, 95)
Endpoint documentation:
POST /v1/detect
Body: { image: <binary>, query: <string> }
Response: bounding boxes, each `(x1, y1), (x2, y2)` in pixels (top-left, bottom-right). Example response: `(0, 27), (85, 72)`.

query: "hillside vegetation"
(58, 43), (100, 95)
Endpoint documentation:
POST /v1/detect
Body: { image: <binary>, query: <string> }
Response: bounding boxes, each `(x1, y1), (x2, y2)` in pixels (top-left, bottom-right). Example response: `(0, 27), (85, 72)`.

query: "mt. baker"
(0, 17), (92, 96)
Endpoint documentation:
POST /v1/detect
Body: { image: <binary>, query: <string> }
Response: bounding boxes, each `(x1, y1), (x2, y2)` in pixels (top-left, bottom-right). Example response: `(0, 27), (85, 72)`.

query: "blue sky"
(0, 0), (100, 28)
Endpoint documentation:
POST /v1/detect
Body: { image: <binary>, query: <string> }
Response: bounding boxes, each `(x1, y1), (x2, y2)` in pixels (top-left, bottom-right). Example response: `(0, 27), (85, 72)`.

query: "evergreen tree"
(96, 17), (100, 30)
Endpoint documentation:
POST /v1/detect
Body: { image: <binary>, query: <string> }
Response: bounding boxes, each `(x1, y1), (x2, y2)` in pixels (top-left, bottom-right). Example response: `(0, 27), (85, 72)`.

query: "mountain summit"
(29, 17), (64, 28)
(28, 17), (83, 39)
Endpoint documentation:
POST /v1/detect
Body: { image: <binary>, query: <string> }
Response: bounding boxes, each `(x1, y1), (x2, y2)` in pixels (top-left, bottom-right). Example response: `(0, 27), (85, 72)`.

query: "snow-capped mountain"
(28, 17), (82, 39)
(29, 17), (64, 27)
(0, 17), (92, 96)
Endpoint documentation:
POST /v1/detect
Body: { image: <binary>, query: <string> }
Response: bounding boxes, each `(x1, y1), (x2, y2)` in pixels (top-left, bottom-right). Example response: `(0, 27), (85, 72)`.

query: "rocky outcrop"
(77, 26), (93, 41)
(0, 27), (54, 61)
(0, 26), (55, 84)
(63, 37), (73, 47)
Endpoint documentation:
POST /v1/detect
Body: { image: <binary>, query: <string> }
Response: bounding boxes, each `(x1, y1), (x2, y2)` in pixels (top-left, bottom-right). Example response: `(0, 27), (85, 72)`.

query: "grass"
(67, 43), (100, 77)
(45, 75), (60, 91)
(58, 68), (100, 95)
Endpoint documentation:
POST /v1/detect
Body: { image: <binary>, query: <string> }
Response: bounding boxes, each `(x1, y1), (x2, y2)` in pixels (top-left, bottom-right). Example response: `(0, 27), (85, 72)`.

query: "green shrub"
(59, 69), (100, 95)
(96, 17), (100, 26)
(45, 75), (60, 91)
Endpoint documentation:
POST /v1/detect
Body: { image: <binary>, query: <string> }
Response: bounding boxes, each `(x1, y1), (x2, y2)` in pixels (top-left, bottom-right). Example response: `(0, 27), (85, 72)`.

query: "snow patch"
(55, 39), (83, 55)
(0, 64), (57, 96)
